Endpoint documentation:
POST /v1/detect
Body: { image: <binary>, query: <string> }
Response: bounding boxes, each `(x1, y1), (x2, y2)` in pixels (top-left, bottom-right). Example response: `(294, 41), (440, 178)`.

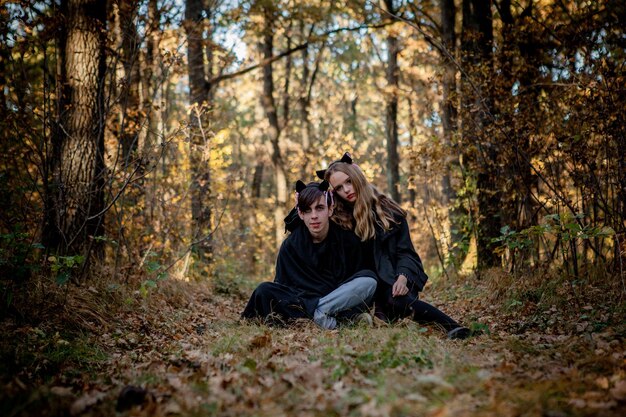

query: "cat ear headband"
(316, 152), (353, 180)
(294, 180), (333, 214)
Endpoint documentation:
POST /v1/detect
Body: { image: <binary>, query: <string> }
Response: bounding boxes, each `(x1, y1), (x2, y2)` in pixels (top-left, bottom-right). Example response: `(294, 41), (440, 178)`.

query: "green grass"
(0, 329), (107, 385)
(3, 270), (625, 417)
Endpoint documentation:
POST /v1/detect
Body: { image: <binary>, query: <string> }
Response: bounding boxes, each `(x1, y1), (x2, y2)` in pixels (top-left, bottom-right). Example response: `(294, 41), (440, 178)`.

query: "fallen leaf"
(70, 391), (106, 416)
(568, 398), (586, 408)
(249, 331), (271, 349)
(587, 400), (617, 409)
(595, 376), (609, 390)
(50, 386), (73, 397)
(168, 374), (184, 390)
(414, 374), (455, 392)
(610, 380), (626, 401)
(163, 400), (182, 414)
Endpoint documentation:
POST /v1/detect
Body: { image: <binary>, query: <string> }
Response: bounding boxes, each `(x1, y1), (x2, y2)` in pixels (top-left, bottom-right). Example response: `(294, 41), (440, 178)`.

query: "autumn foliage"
(0, 1), (625, 416)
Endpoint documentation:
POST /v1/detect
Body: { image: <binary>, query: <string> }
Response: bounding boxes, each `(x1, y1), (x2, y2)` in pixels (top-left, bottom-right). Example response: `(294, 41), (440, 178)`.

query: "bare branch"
(208, 23), (392, 85)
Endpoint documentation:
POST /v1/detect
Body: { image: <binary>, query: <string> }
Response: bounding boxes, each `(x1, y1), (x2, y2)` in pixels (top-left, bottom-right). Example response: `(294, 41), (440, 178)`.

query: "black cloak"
(373, 213), (428, 292)
(242, 221), (376, 320)
(274, 221), (375, 315)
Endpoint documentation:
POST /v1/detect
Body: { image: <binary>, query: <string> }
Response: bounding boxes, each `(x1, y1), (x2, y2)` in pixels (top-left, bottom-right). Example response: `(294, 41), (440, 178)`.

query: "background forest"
(2, 0), (625, 287)
(1, 0), (625, 416)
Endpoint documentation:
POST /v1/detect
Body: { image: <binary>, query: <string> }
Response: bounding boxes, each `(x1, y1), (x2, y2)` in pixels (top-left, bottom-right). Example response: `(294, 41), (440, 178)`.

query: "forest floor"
(1, 269), (625, 417)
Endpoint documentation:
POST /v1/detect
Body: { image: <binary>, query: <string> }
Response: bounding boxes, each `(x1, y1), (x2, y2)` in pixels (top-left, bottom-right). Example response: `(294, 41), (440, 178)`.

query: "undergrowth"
(1, 263), (625, 417)
(430, 264), (626, 335)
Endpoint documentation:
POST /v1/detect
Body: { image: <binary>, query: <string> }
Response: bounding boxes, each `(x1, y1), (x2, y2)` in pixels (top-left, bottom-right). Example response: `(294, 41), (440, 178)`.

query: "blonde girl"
(322, 153), (470, 339)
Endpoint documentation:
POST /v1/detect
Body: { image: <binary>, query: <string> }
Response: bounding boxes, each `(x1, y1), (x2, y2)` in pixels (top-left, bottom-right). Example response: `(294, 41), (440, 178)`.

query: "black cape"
(242, 221), (376, 320)
(274, 221), (375, 315)
(374, 213), (428, 292)
(285, 207), (428, 292)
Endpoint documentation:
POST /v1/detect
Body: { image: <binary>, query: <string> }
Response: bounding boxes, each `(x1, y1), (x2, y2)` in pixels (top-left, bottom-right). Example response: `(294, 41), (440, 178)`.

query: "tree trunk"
(439, 0), (459, 263)
(116, 0), (141, 165)
(0, 13), (8, 115)
(407, 97), (417, 207)
(516, 11), (541, 235)
(384, 0), (401, 203)
(617, 125), (626, 236)
(282, 28), (292, 128)
(251, 162), (265, 200)
(461, 0), (500, 269)
(260, 7), (288, 248)
(142, 0), (161, 225)
(298, 28), (325, 179)
(298, 38), (312, 179)
(185, 0), (213, 264)
(298, 20), (311, 179)
(616, 123), (626, 270)
(495, 0), (516, 234)
(43, 0), (107, 260)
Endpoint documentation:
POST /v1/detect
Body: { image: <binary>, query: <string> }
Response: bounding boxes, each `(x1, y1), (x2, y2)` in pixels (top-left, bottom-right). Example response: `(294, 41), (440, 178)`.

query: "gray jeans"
(313, 276), (377, 329)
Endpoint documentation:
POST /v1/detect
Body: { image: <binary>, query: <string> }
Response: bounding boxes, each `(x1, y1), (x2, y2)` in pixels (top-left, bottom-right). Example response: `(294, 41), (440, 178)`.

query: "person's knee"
(353, 276), (377, 300)
(254, 282), (276, 298)
(388, 293), (415, 311)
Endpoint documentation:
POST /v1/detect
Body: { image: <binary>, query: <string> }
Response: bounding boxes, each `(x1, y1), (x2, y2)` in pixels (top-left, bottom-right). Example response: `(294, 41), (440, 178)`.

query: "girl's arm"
(395, 218), (428, 292)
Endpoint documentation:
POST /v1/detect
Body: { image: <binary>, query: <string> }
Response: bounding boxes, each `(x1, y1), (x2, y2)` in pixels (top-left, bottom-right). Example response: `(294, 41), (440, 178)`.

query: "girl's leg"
(410, 298), (471, 339)
(379, 286), (470, 338)
(375, 285), (416, 322)
(410, 299), (460, 332)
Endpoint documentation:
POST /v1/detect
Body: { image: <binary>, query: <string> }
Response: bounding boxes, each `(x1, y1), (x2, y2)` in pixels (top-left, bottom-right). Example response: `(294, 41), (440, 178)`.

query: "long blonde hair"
(325, 162), (405, 241)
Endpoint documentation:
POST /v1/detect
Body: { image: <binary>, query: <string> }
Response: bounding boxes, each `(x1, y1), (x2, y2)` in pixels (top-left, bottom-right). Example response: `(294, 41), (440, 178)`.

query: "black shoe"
(447, 326), (471, 340)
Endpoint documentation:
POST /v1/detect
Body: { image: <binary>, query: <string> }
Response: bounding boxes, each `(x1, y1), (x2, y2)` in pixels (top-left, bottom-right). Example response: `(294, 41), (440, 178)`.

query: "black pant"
(375, 285), (460, 332)
(241, 282), (310, 325)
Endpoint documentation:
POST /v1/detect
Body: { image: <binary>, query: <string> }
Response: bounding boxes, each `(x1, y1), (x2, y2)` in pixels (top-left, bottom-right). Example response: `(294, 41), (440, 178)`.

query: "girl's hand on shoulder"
(392, 274), (409, 297)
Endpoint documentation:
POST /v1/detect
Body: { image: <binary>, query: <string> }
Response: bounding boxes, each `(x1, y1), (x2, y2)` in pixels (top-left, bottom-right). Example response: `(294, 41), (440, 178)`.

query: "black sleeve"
(274, 240), (292, 286)
(395, 218), (428, 292)
(274, 238), (305, 287)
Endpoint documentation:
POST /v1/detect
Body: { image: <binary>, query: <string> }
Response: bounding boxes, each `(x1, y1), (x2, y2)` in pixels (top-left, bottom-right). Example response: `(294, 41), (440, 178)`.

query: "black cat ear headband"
(295, 180), (330, 194)
(316, 152), (352, 180)
(294, 180), (332, 214)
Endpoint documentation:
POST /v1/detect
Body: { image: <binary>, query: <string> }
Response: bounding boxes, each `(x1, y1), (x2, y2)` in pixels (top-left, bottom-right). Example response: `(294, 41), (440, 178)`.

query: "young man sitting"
(241, 180), (377, 329)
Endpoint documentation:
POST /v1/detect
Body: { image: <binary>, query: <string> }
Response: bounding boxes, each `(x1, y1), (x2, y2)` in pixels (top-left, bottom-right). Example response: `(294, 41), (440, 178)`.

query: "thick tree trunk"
(495, 0), (516, 234)
(384, 0), (401, 203)
(516, 23), (541, 231)
(43, 0), (107, 259)
(499, 2), (541, 266)
(386, 34), (401, 203)
(185, 0), (213, 263)
(439, 0), (459, 263)
(260, 9), (288, 248)
(461, 0), (500, 269)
